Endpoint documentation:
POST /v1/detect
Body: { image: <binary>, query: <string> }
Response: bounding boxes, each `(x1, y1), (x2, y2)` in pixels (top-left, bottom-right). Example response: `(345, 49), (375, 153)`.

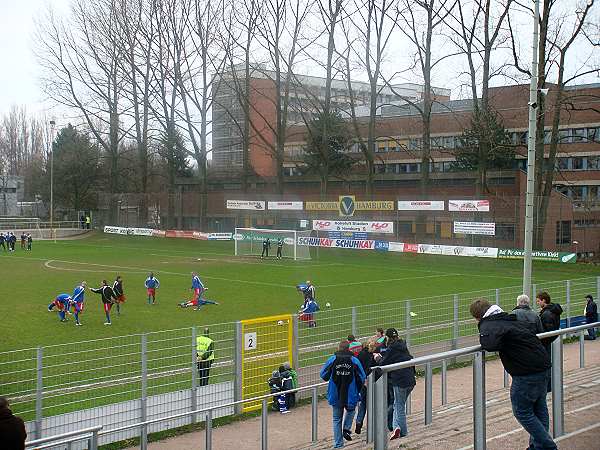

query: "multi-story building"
(211, 66), (451, 175)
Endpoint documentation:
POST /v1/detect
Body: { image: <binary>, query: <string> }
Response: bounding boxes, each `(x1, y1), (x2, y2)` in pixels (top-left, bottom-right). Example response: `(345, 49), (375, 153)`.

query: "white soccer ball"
(325, 302), (331, 308)
(277, 320), (284, 326)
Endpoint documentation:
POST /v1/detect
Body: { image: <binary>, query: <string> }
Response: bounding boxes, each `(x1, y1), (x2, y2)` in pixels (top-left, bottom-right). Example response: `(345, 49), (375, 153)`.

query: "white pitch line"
(42, 259), (292, 288)
(148, 253), (339, 268)
(555, 421), (600, 442)
(319, 273), (461, 288)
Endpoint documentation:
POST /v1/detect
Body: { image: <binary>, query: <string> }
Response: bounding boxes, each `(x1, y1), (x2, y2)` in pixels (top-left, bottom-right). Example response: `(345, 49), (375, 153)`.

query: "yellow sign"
(305, 198), (395, 216)
(305, 202), (338, 211)
(355, 201), (395, 211)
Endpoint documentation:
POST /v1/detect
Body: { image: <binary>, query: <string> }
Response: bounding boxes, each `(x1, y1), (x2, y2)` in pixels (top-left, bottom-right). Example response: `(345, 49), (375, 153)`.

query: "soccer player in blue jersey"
(179, 272), (219, 309)
(48, 294), (72, 322)
(71, 281), (87, 326)
(145, 273), (160, 304)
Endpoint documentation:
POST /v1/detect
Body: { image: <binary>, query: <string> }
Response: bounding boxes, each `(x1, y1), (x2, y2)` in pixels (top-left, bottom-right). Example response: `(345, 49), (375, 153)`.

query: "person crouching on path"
(320, 341), (365, 448)
(470, 298), (556, 450)
(91, 280), (117, 325)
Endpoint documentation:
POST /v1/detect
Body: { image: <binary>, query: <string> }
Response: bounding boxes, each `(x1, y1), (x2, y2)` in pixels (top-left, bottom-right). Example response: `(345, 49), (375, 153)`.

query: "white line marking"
(320, 273), (462, 288)
(555, 421), (600, 442)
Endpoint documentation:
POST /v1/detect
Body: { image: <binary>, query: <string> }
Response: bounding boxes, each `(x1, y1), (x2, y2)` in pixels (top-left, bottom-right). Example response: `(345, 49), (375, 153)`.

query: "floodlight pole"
(49, 120), (56, 243)
(522, 0), (540, 296)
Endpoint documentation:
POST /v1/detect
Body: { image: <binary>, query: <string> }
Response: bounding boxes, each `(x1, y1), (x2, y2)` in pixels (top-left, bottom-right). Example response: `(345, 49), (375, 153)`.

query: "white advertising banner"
(388, 242), (405, 253)
(397, 200), (445, 211)
(104, 226), (127, 235)
(131, 228), (154, 236)
(267, 201), (303, 210)
(448, 199), (490, 212)
(417, 243), (499, 258)
(312, 220), (394, 234)
(453, 221), (496, 236)
(208, 233), (233, 240)
(226, 200), (266, 211)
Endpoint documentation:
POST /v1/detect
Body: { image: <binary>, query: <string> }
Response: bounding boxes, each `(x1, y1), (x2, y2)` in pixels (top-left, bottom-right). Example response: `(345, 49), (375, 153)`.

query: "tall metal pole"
(49, 120), (56, 243)
(522, 0), (540, 296)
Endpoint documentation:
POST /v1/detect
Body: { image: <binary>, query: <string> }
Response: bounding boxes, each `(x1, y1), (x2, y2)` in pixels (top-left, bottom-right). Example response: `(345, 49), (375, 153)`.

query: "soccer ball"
(277, 320), (284, 326)
(325, 302), (331, 308)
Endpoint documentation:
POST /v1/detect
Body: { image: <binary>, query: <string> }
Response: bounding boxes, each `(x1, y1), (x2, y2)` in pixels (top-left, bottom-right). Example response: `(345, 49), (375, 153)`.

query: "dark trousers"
(510, 370), (557, 450)
(197, 360), (212, 386)
(277, 247), (282, 258)
(261, 247), (269, 257)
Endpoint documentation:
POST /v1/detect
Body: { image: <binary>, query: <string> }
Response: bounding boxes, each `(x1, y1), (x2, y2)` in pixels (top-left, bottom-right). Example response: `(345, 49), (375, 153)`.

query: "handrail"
(375, 321), (600, 373)
(98, 381), (328, 436)
(25, 425), (103, 448)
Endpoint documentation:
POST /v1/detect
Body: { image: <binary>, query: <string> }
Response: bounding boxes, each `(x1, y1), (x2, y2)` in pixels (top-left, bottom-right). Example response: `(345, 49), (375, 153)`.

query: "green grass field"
(1, 231), (598, 351)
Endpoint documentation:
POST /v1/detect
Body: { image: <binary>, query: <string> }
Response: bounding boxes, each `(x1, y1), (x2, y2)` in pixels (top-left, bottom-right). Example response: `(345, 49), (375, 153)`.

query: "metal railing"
(368, 321), (600, 450)
(25, 425), (102, 450)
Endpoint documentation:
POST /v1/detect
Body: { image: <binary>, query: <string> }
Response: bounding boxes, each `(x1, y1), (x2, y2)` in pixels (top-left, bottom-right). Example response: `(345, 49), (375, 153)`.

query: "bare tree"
(509, 0), (599, 247)
(341, 0), (399, 198)
(36, 0), (127, 222)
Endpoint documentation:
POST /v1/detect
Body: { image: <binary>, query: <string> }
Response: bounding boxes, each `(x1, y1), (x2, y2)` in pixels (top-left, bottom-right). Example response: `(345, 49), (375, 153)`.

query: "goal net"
(234, 228), (312, 260)
(0, 217), (43, 239)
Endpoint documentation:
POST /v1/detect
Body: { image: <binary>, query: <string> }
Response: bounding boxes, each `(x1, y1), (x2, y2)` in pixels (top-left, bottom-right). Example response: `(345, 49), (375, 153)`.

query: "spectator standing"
(347, 335), (362, 356)
(320, 341), (366, 448)
(584, 295), (598, 340)
(470, 299), (556, 450)
(0, 397), (27, 450)
(280, 361), (298, 408)
(80, 215), (85, 229)
(196, 328), (214, 386)
(85, 215), (91, 229)
(374, 328), (416, 441)
(536, 292), (563, 372)
(512, 295), (544, 334)
(354, 339), (376, 434)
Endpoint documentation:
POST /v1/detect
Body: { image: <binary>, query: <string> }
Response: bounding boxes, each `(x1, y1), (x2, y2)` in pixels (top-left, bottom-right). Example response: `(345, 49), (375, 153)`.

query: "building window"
(555, 220), (571, 245)
(588, 127), (599, 142)
(572, 128), (587, 142)
(588, 156), (600, 170)
(557, 158), (569, 170)
(571, 157), (585, 170)
(558, 129), (571, 143)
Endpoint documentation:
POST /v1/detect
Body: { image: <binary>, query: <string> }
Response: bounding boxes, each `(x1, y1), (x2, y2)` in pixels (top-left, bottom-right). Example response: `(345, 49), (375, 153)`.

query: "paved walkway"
(128, 338), (600, 450)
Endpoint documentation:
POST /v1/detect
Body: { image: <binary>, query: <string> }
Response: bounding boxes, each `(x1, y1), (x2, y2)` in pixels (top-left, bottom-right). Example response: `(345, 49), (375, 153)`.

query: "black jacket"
(91, 285), (117, 304)
(376, 339), (416, 388)
(0, 407), (27, 450)
(539, 303), (563, 346)
(585, 300), (598, 323)
(512, 305), (544, 334)
(112, 280), (124, 297)
(357, 347), (375, 376)
(478, 312), (550, 376)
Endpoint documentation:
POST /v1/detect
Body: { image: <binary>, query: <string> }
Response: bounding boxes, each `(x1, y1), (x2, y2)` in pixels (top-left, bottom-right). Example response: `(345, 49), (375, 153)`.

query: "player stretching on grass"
(179, 272), (219, 309)
(91, 280), (117, 325)
(48, 294), (72, 322)
(145, 273), (160, 304)
(113, 276), (125, 315)
(71, 281), (87, 326)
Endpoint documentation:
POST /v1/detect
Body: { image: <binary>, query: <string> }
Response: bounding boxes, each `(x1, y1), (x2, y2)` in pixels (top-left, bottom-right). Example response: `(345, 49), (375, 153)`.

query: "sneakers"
(76, 323), (83, 326)
(342, 429), (352, 441)
(104, 322), (111, 326)
(355, 422), (362, 434)
(389, 428), (401, 440)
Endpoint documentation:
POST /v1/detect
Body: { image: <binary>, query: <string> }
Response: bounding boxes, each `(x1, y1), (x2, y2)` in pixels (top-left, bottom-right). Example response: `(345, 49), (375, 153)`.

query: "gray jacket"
(512, 305), (544, 334)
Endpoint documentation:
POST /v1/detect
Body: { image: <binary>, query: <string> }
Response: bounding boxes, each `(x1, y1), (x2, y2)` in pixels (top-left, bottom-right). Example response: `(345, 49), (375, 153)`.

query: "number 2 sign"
(244, 332), (257, 351)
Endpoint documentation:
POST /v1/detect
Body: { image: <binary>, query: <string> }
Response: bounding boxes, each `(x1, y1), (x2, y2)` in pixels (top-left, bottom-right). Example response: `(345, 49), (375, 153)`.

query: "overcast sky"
(0, 0), (69, 115)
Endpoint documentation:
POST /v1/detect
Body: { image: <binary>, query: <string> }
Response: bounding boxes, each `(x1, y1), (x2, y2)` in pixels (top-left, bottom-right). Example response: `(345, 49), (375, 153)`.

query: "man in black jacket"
(584, 294), (598, 340)
(512, 294), (544, 334)
(0, 397), (26, 450)
(91, 280), (117, 325)
(354, 339), (376, 434)
(536, 291), (563, 348)
(470, 299), (556, 450)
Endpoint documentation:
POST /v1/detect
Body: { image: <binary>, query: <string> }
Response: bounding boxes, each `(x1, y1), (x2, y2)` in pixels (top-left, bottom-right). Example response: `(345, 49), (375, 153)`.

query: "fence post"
(425, 362), (433, 425)
(495, 288), (500, 306)
(261, 398), (268, 450)
(191, 327), (198, 424)
(566, 280), (571, 329)
(597, 276), (600, 303)
(351, 306), (358, 337)
(205, 409), (212, 450)
(441, 360), (447, 406)
(234, 321), (243, 415)
(452, 295), (459, 350)
(579, 331), (585, 369)
(373, 371), (388, 450)
(405, 300), (411, 348)
(473, 351), (486, 450)
(532, 284), (537, 310)
(551, 337), (564, 438)
(91, 429), (99, 450)
(292, 315), (299, 371)
(140, 334), (148, 450)
(366, 372), (374, 443)
(35, 347), (43, 440)
(311, 387), (318, 443)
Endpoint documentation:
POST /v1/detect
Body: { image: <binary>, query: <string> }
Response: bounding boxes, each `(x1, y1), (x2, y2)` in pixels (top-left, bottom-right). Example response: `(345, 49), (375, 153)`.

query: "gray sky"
(0, 0), (69, 115)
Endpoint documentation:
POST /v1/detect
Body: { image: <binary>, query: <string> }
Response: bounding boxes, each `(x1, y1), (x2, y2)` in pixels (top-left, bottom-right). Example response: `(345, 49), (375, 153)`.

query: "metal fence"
(2, 276), (599, 448)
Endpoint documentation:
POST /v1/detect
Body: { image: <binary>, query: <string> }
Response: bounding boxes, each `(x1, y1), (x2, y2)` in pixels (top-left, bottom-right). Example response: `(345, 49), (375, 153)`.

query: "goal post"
(234, 227), (312, 260)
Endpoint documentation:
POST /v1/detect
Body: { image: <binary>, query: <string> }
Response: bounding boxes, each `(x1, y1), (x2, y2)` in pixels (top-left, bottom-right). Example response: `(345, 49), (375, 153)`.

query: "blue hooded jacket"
(320, 350), (365, 408)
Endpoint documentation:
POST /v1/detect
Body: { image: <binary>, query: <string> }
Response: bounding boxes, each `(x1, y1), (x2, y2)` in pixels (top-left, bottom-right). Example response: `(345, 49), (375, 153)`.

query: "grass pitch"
(1, 232), (597, 351)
